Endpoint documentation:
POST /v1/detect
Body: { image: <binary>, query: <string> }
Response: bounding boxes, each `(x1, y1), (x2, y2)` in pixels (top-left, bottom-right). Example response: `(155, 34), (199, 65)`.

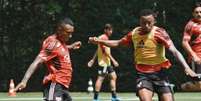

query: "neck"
(56, 34), (66, 43)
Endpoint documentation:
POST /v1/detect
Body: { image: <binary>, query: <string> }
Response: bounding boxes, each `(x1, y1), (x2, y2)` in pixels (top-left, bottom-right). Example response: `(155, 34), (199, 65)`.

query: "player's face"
(140, 15), (155, 33)
(193, 7), (201, 21)
(61, 24), (74, 41)
(105, 28), (113, 36)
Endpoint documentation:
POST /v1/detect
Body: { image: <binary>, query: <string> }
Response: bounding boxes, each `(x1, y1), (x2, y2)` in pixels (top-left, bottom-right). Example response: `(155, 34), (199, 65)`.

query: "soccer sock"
(111, 91), (117, 98)
(94, 91), (99, 99)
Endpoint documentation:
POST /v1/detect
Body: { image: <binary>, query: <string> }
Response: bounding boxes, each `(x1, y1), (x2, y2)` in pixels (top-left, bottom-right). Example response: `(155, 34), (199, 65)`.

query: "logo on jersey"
(137, 40), (144, 48)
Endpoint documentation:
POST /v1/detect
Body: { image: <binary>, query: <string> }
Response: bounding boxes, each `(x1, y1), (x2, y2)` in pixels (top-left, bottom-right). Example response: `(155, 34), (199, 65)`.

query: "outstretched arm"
(67, 41), (82, 50)
(87, 51), (97, 68)
(89, 37), (122, 47)
(168, 44), (197, 77)
(14, 56), (44, 91)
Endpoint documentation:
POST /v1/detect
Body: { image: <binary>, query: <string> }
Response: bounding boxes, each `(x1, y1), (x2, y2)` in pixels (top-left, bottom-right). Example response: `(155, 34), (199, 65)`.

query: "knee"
(139, 96), (152, 101)
(110, 74), (117, 80)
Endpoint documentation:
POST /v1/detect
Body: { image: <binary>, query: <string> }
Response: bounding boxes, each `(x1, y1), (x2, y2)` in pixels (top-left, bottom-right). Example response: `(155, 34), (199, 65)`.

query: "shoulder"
(131, 27), (141, 35)
(154, 27), (170, 40)
(98, 34), (108, 40)
(43, 35), (61, 50)
(185, 19), (195, 31)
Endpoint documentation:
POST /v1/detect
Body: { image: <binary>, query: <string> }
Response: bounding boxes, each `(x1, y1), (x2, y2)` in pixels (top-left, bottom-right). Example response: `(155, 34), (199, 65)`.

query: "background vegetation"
(0, 0), (199, 92)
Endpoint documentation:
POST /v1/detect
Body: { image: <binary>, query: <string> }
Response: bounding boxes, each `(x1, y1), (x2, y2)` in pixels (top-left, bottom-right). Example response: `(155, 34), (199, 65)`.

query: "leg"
(138, 88), (153, 101)
(43, 82), (72, 101)
(95, 76), (105, 92)
(109, 72), (117, 91)
(109, 72), (120, 101)
(181, 81), (201, 91)
(94, 75), (105, 100)
(158, 93), (174, 101)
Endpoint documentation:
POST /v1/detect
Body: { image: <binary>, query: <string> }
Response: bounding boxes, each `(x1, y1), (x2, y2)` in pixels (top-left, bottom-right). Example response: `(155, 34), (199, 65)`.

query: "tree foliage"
(0, 0), (199, 91)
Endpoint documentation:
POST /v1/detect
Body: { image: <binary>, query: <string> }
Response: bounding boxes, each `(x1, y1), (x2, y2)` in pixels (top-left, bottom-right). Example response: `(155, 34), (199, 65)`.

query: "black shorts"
(136, 70), (172, 96)
(43, 82), (72, 101)
(191, 60), (201, 74)
(97, 66), (115, 76)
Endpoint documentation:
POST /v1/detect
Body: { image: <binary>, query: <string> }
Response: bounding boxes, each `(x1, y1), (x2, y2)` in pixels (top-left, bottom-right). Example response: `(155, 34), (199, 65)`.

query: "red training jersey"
(183, 19), (201, 60)
(38, 34), (72, 88)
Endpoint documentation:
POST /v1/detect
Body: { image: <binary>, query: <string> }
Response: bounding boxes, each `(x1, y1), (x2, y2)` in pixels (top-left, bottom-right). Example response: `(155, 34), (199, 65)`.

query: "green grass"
(0, 92), (201, 101)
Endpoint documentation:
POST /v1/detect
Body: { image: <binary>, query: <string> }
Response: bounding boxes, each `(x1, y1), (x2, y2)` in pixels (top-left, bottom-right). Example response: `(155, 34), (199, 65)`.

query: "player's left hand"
(113, 61), (119, 67)
(14, 82), (27, 92)
(72, 41), (81, 49)
(185, 67), (198, 77)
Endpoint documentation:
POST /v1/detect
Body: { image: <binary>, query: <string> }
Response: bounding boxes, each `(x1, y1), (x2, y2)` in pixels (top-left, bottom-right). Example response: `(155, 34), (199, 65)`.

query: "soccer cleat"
(111, 97), (120, 101)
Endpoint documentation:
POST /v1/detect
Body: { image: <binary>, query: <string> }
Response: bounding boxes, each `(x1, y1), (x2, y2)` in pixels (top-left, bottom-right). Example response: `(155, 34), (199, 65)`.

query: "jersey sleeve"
(183, 21), (193, 42)
(154, 28), (172, 48)
(38, 39), (59, 61)
(120, 32), (132, 46)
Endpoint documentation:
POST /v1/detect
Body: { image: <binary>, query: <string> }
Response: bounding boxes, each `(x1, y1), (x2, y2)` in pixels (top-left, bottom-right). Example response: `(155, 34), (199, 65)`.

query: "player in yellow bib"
(88, 24), (120, 101)
(89, 9), (197, 101)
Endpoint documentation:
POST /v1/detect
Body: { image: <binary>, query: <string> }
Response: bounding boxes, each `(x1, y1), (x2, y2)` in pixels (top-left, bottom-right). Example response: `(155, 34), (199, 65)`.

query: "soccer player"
(87, 23), (120, 101)
(89, 9), (197, 101)
(181, 2), (201, 91)
(14, 17), (81, 101)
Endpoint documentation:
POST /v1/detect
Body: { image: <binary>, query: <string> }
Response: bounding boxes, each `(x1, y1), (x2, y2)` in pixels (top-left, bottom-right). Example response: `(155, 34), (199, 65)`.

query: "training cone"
(8, 79), (16, 97)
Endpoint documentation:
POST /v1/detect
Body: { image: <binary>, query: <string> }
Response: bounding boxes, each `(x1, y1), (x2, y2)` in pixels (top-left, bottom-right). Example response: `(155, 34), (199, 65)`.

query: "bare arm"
(87, 51), (97, 67)
(15, 56), (44, 91)
(89, 37), (122, 47)
(168, 44), (197, 77)
(67, 41), (82, 50)
(107, 53), (119, 67)
(182, 33), (201, 64)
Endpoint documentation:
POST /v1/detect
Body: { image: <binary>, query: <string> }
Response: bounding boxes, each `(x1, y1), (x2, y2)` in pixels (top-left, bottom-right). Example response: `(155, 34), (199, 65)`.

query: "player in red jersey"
(89, 9), (197, 101)
(14, 17), (81, 101)
(181, 2), (201, 91)
(88, 24), (120, 101)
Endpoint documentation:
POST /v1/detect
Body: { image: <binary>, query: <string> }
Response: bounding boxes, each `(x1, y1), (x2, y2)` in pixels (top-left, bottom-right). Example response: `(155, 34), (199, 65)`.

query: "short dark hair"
(58, 17), (74, 26)
(195, 2), (201, 8)
(139, 9), (155, 17)
(104, 23), (113, 30)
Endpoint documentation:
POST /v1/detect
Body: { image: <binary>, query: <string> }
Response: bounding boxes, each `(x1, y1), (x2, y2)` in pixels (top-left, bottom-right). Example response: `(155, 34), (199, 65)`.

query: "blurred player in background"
(14, 17), (81, 101)
(181, 2), (201, 91)
(88, 23), (120, 101)
(89, 9), (197, 101)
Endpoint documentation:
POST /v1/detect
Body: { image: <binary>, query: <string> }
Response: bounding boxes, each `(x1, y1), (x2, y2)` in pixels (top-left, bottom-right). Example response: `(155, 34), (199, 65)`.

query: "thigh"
(158, 92), (174, 101)
(107, 66), (115, 74)
(43, 82), (72, 101)
(138, 88), (153, 101)
(97, 66), (108, 76)
(136, 73), (154, 97)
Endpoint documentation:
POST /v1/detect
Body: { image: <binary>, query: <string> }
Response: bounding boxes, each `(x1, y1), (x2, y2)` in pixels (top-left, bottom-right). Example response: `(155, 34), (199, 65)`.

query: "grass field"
(0, 92), (201, 101)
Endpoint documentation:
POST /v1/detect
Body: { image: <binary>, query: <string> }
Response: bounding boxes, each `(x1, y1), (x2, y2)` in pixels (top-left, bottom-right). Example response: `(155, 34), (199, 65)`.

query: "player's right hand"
(87, 60), (94, 68)
(185, 67), (198, 77)
(88, 37), (99, 44)
(14, 82), (27, 92)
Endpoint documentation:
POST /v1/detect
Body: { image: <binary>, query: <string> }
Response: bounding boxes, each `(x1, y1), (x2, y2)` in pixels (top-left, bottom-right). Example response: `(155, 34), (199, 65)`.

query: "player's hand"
(72, 41), (82, 49)
(87, 60), (94, 68)
(14, 82), (27, 92)
(113, 61), (119, 67)
(88, 37), (99, 44)
(185, 67), (198, 77)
